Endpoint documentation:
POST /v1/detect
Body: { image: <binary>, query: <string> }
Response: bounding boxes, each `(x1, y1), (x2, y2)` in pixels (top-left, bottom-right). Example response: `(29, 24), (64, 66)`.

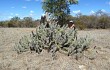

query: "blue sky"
(0, 0), (110, 20)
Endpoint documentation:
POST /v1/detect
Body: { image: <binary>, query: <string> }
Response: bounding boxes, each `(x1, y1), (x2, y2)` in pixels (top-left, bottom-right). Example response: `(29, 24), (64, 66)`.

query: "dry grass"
(0, 28), (110, 70)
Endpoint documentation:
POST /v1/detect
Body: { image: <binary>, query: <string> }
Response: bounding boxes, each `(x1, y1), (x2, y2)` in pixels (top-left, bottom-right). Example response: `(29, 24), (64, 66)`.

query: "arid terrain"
(0, 28), (110, 70)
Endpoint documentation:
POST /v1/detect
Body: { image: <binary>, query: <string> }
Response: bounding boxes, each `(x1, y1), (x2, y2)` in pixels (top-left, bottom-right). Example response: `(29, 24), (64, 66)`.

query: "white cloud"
(29, 10), (34, 16)
(8, 16), (13, 19)
(22, 6), (27, 9)
(106, 1), (110, 5)
(30, 13), (33, 16)
(101, 9), (106, 12)
(90, 10), (95, 14)
(73, 10), (81, 14)
(108, 1), (110, 5)
(30, 10), (34, 13)
(15, 14), (19, 16)
(108, 2), (110, 5)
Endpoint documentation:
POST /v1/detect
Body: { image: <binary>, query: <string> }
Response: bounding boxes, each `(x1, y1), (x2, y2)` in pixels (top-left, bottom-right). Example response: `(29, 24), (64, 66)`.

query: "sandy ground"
(0, 28), (110, 70)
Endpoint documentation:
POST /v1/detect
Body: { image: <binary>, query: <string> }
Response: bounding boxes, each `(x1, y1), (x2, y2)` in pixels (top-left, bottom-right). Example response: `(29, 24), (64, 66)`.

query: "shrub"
(0, 21), (3, 27)
(15, 22), (91, 60)
(75, 20), (86, 30)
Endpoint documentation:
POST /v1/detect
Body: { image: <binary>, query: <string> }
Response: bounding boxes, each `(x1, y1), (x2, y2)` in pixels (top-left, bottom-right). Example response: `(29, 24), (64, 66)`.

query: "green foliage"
(8, 16), (20, 27)
(0, 21), (9, 27)
(0, 21), (4, 27)
(1, 9), (110, 29)
(75, 20), (86, 30)
(42, 0), (78, 25)
(22, 17), (34, 27)
(0, 9), (110, 29)
(74, 10), (110, 29)
(98, 16), (109, 29)
(15, 22), (91, 60)
(0, 16), (40, 27)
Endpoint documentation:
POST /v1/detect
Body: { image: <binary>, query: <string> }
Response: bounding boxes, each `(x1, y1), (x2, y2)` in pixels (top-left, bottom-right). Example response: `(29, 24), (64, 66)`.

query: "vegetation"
(68, 10), (110, 29)
(0, 10), (110, 29)
(15, 22), (91, 60)
(42, 0), (78, 26)
(0, 16), (40, 27)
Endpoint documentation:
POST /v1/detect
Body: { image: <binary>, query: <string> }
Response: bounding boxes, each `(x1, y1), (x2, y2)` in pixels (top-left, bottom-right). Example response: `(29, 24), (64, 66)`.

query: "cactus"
(15, 22), (91, 60)
(14, 36), (30, 54)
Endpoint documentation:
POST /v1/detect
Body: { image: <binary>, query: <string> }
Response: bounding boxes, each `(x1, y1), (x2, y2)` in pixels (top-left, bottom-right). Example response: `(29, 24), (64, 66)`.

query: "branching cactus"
(15, 22), (91, 60)
(14, 36), (30, 54)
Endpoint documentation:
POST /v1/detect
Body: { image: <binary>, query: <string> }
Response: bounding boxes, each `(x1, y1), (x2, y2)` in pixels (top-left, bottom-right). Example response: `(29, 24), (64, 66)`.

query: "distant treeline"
(0, 10), (110, 29)
(0, 17), (40, 28)
(73, 14), (110, 29)
(67, 10), (110, 29)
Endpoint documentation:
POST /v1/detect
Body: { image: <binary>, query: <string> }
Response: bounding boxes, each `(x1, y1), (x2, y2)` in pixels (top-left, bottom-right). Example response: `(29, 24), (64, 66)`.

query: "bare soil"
(0, 28), (110, 70)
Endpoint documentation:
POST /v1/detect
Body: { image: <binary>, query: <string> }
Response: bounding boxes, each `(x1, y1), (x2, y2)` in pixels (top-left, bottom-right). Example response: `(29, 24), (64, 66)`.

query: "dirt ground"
(0, 28), (110, 70)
